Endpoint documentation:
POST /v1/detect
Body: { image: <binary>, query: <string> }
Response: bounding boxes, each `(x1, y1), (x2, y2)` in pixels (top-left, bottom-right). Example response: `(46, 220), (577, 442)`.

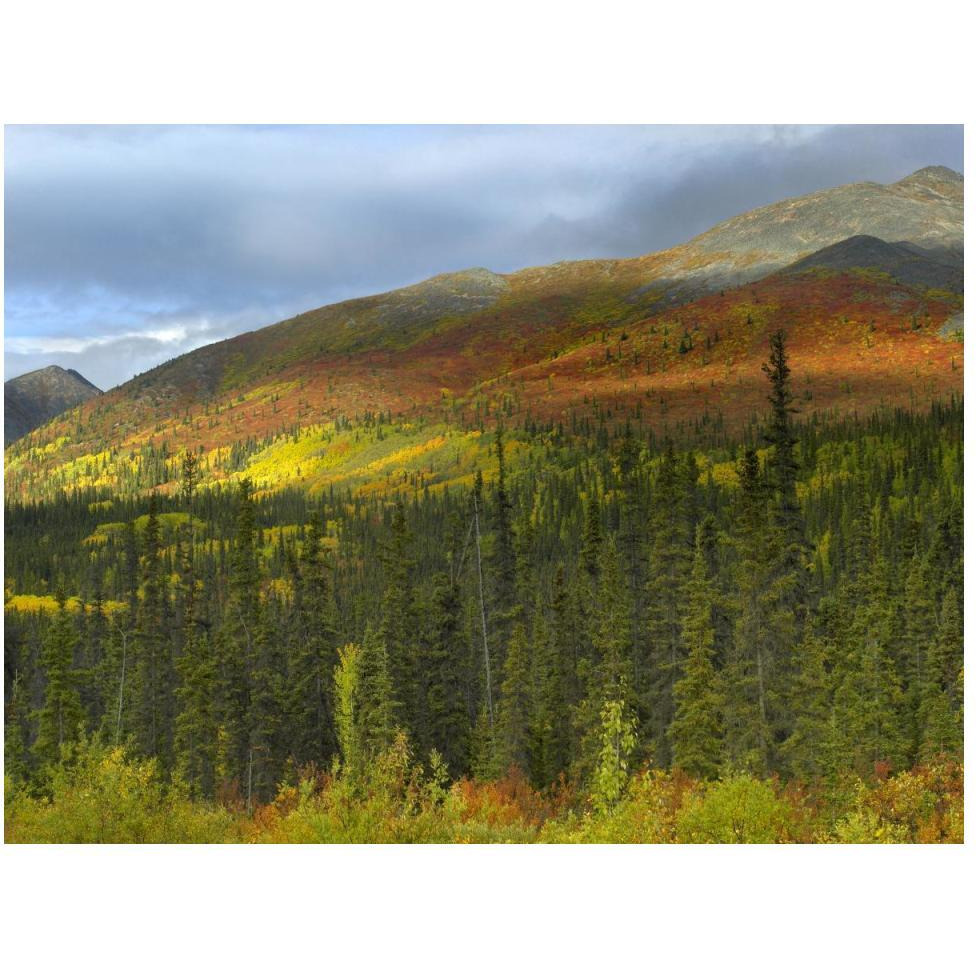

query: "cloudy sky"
(4, 124), (963, 390)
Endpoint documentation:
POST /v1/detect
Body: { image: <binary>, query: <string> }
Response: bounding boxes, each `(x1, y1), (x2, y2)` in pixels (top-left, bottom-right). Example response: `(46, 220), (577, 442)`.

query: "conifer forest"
(4, 331), (963, 843)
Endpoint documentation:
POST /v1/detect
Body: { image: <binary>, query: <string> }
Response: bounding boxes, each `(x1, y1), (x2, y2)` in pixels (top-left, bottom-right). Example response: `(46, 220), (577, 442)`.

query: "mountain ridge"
(4, 365), (101, 446)
(5, 166), (963, 499)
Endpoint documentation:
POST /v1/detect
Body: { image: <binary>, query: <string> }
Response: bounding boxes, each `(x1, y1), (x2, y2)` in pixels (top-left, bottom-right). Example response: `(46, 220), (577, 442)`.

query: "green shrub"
(675, 775), (797, 843)
(5, 738), (236, 843)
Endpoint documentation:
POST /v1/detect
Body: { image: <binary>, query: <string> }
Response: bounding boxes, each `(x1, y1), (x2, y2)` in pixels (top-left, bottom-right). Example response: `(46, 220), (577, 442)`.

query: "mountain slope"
(642, 166), (963, 293)
(4, 366), (101, 445)
(782, 235), (963, 292)
(5, 166), (963, 500)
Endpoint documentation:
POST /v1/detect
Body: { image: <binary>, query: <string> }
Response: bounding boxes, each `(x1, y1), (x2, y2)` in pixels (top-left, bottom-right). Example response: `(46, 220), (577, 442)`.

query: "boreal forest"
(4, 329), (963, 842)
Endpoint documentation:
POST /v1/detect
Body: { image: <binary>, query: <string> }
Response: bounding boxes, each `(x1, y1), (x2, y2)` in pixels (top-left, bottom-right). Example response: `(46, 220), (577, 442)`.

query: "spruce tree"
(668, 524), (723, 780)
(288, 509), (339, 768)
(422, 573), (470, 777)
(645, 441), (689, 764)
(174, 630), (217, 797)
(723, 449), (774, 775)
(918, 587), (963, 760)
(494, 621), (532, 776)
(899, 550), (937, 756)
(357, 624), (397, 760)
(781, 625), (833, 781)
(528, 590), (571, 787)
(833, 552), (908, 775)
(581, 492), (603, 581)
(34, 592), (85, 768)
(380, 498), (419, 737)
(215, 479), (260, 792)
(5, 673), (32, 783)
(762, 329), (808, 604)
(133, 493), (168, 761)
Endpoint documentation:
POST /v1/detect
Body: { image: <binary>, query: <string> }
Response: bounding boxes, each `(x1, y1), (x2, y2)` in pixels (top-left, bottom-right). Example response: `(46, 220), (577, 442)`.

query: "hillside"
(4, 365), (101, 445)
(649, 165), (963, 291)
(783, 235), (963, 292)
(4, 166), (963, 500)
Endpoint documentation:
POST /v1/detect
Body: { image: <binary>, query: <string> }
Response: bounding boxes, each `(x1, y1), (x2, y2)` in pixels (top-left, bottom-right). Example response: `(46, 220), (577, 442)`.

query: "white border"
(1, 1), (972, 973)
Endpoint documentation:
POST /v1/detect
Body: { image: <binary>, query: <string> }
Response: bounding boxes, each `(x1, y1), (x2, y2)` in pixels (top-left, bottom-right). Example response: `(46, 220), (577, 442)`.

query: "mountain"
(5, 166), (962, 500)
(782, 235), (963, 292)
(642, 165), (963, 296)
(4, 366), (101, 445)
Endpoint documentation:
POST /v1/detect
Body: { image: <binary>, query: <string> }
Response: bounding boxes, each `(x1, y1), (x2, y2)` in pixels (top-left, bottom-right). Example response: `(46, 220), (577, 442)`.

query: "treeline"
(4, 333), (963, 810)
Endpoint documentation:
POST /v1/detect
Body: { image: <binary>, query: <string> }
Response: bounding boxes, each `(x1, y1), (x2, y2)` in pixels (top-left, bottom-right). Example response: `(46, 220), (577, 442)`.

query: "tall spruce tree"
(918, 587), (963, 760)
(380, 498), (420, 737)
(833, 551), (908, 775)
(215, 479), (260, 791)
(34, 591), (85, 768)
(724, 449), (775, 775)
(288, 509), (339, 768)
(645, 440), (690, 765)
(494, 621), (532, 776)
(668, 524), (723, 780)
(421, 573), (470, 777)
(133, 493), (171, 763)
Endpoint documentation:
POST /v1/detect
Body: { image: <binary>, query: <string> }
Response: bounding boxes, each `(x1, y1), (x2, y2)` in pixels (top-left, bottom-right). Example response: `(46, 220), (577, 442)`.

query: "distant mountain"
(5, 165), (963, 499)
(4, 366), (101, 444)
(781, 235), (963, 292)
(645, 166), (964, 294)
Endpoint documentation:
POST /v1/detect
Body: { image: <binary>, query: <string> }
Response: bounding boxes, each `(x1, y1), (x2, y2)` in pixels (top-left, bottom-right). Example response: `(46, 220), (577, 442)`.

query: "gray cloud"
(4, 124), (962, 389)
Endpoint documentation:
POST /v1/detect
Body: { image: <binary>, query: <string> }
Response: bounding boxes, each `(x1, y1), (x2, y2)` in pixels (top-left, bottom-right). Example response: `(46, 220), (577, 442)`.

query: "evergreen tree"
(247, 604), (284, 805)
(357, 624), (397, 760)
(899, 550), (937, 756)
(762, 329), (808, 606)
(5, 673), (32, 783)
(214, 479), (260, 791)
(34, 592), (85, 768)
(421, 573), (470, 777)
(833, 552), (908, 774)
(918, 587), (963, 760)
(173, 630), (217, 797)
(380, 498), (419, 736)
(781, 625), (834, 781)
(581, 492), (603, 581)
(133, 493), (170, 762)
(288, 509), (338, 768)
(645, 441), (689, 764)
(723, 449), (774, 775)
(668, 524), (723, 780)
(494, 621), (532, 776)
(470, 704), (496, 781)
(528, 590), (571, 787)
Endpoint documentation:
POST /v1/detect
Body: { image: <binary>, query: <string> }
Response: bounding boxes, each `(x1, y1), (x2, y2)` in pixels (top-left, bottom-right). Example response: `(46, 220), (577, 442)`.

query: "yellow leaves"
(5, 594), (127, 616)
(346, 435), (447, 478)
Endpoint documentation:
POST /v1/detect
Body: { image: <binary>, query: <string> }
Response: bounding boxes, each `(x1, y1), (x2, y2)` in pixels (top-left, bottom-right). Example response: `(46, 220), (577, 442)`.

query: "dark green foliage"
(494, 621), (532, 776)
(286, 510), (339, 768)
(356, 624), (397, 759)
(644, 441), (690, 764)
(380, 498), (419, 736)
(668, 524), (723, 780)
(420, 574), (470, 776)
(918, 588), (963, 760)
(3, 335), (963, 803)
(33, 592), (85, 768)
(133, 494), (173, 763)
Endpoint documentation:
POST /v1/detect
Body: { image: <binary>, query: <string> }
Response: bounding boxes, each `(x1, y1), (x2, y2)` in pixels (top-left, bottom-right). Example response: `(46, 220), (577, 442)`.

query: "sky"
(3, 124), (963, 390)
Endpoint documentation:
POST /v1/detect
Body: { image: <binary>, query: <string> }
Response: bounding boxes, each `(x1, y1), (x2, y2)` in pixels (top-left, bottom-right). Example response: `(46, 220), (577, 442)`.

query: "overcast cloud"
(4, 124), (963, 390)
